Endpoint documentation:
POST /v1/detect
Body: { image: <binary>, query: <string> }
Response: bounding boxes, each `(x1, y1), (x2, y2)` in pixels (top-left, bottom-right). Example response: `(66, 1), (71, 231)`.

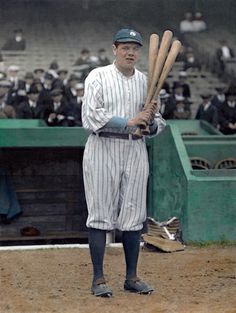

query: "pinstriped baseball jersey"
(82, 63), (166, 231)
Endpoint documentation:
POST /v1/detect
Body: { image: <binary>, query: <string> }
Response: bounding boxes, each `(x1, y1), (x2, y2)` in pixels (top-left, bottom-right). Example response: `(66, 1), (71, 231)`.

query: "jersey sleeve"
(82, 70), (113, 132)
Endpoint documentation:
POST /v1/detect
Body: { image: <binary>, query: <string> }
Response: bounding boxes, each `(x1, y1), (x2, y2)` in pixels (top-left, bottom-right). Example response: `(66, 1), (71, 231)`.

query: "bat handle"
(133, 127), (144, 139)
(141, 124), (150, 135)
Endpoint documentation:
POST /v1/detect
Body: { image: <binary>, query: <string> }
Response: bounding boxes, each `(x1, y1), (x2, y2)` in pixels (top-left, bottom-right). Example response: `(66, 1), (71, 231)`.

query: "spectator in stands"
(48, 60), (59, 78)
(211, 86), (226, 110)
(195, 93), (218, 128)
(172, 82), (190, 103)
(44, 89), (73, 126)
(216, 40), (235, 75)
(159, 89), (175, 119)
(97, 48), (111, 67)
(7, 65), (25, 107)
(179, 12), (195, 33)
(218, 86), (236, 134)
(172, 71), (191, 98)
(33, 68), (45, 83)
(38, 73), (54, 106)
(64, 74), (80, 104)
(16, 84), (45, 119)
(68, 82), (84, 126)
(0, 80), (16, 118)
(192, 12), (207, 32)
(183, 47), (201, 72)
(172, 96), (191, 119)
(53, 69), (69, 90)
(74, 48), (96, 81)
(23, 72), (35, 93)
(2, 29), (26, 51)
(33, 78), (44, 94)
(7, 65), (24, 90)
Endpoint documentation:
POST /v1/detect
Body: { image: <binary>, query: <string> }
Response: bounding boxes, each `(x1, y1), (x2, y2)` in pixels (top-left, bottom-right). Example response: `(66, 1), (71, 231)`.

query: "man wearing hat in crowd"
(38, 72), (55, 106)
(171, 81), (192, 111)
(33, 68), (45, 83)
(218, 86), (236, 134)
(16, 84), (45, 119)
(64, 74), (80, 104)
(44, 88), (73, 126)
(172, 95), (191, 119)
(82, 28), (165, 297)
(195, 92), (218, 128)
(0, 80), (16, 118)
(73, 48), (97, 81)
(172, 71), (191, 98)
(68, 82), (84, 126)
(159, 89), (175, 119)
(1, 29), (26, 51)
(96, 48), (111, 67)
(23, 72), (35, 93)
(211, 86), (226, 110)
(53, 69), (69, 91)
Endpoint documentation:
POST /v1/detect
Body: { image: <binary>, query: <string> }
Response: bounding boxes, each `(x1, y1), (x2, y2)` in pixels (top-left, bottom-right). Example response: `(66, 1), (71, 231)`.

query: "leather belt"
(92, 132), (143, 140)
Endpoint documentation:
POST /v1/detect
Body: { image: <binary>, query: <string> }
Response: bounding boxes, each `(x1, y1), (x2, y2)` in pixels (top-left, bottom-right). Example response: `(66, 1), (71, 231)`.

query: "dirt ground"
(0, 245), (236, 313)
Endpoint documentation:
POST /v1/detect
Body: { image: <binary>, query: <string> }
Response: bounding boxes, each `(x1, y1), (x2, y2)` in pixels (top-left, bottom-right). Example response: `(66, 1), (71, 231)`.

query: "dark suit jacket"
(2, 38), (26, 50)
(218, 101), (236, 134)
(44, 98), (74, 126)
(16, 100), (46, 119)
(195, 103), (218, 127)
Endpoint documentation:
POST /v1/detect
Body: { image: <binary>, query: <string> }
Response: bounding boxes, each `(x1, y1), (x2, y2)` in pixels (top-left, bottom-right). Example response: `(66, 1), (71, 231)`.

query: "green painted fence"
(0, 119), (235, 242)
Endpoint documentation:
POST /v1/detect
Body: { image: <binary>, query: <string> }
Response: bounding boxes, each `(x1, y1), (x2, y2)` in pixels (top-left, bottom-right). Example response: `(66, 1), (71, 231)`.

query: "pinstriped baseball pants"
(83, 134), (149, 231)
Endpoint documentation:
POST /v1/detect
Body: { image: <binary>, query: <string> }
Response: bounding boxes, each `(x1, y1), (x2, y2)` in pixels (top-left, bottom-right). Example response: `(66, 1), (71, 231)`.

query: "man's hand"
(49, 113), (57, 120)
(127, 110), (150, 127)
(144, 100), (159, 121)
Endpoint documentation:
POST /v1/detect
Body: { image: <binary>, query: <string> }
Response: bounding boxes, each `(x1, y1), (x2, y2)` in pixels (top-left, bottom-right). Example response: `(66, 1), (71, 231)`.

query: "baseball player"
(82, 28), (166, 297)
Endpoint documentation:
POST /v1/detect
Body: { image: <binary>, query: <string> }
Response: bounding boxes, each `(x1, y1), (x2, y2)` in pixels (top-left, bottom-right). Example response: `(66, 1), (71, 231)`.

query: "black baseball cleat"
(91, 279), (113, 297)
(124, 278), (154, 295)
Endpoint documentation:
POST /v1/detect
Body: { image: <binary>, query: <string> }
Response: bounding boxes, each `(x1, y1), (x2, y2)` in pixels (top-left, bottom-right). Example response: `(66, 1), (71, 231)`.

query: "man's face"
(52, 94), (63, 103)
(28, 93), (39, 102)
(113, 43), (141, 72)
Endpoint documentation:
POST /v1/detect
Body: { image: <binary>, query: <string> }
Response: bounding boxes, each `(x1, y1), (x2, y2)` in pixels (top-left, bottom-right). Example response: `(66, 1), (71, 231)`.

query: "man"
(192, 12), (207, 32)
(16, 84), (45, 119)
(211, 86), (226, 110)
(97, 48), (111, 67)
(159, 89), (175, 119)
(218, 87), (236, 134)
(172, 71), (191, 98)
(82, 28), (166, 297)
(44, 88), (73, 126)
(64, 74), (80, 104)
(0, 80), (16, 118)
(195, 93), (218, 128)
(68, 82), (84, 126)
(172, 96), (191, 119)
(179, 12), (195, 33)
(1, 29), (26, 51)
(216, 40), (235, 75)
(74, 48), (98, 81)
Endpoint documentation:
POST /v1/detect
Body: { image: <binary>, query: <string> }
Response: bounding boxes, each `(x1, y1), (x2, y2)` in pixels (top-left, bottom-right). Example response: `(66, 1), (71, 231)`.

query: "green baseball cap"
(113, 28), (143, 46)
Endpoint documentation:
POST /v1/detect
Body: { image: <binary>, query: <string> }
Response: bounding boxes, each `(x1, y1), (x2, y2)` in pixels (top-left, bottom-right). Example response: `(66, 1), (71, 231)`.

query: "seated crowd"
(160, 78), (236, 135)
(0, 47), (111, 126)
(0, 44), (235, 134)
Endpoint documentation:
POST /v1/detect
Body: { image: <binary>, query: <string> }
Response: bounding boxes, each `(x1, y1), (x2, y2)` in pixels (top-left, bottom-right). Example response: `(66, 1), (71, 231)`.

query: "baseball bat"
(133, 38), (182, 137)
(145, 30), (173, 106)
(147, 34), (159, 93)
(133, 30), (173, 137)
(153, 40), (182, 99)
(141, 40), (182, 135)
